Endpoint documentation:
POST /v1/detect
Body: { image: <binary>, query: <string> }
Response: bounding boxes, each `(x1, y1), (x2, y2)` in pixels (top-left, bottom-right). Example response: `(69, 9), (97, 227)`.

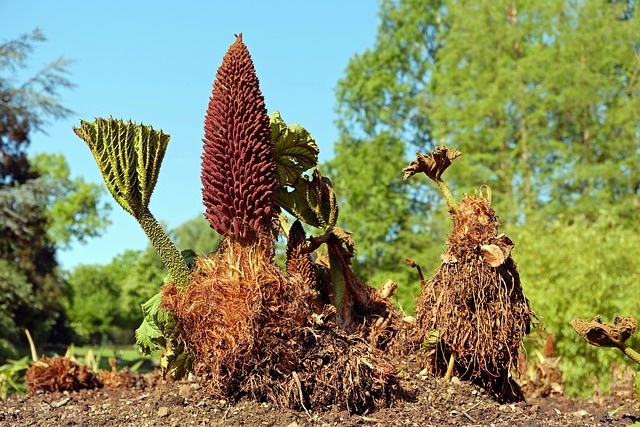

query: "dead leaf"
(480, 244), (506, 267)
(403, 146), (461, 182)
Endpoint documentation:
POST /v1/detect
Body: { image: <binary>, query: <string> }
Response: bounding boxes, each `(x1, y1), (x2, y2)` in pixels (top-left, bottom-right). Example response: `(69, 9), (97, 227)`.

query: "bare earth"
(2, 368), (639, 427)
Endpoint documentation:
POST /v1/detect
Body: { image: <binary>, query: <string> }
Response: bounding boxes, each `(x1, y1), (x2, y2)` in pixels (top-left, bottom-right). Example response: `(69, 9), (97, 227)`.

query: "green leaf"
(277, 169), (338, 231)
(73, 118), (170, 218)
(135, 292), (194, 379)
(270, 111), (319, 186)
(135, 293), (166, 355)
(161, 343), (194, 380)
(135, 316), (164, 355)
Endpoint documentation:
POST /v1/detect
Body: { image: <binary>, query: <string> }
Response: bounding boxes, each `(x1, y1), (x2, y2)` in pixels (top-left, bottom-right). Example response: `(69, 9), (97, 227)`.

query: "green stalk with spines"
(619, 342), (640, 364)
(435, 177), (458, 213)
(136, 208), (190, 286)
(73, 118), (190, 288)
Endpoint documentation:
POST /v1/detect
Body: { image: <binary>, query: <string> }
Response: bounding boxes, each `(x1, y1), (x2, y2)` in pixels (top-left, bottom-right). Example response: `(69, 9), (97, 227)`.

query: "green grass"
(65, 344), (161, 373)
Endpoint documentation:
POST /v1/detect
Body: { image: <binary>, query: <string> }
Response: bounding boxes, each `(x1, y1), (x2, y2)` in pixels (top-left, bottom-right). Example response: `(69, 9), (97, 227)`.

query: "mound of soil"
(2, 366), (639, 427)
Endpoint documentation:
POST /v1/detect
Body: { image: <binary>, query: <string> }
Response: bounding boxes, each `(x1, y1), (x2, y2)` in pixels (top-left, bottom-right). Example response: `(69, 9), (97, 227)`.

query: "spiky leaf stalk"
(73, 118), (190, 287)
(201, 34), (277, 243)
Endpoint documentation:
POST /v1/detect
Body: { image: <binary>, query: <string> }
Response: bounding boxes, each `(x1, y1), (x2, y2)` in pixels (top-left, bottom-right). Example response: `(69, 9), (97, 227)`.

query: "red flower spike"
(201, 34), (277, 242)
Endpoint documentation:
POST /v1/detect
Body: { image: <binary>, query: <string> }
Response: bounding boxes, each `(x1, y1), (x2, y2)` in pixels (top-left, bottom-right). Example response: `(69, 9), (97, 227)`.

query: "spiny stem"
(436, 178), (458, 212)
(328, 246), (346, 314)
(618, 342), (640, 364)
(136, 208), (190, 289)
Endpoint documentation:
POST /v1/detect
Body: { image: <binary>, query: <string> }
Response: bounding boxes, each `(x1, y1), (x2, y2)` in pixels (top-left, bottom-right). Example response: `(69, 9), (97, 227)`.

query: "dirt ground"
(2, 363), (639, 427)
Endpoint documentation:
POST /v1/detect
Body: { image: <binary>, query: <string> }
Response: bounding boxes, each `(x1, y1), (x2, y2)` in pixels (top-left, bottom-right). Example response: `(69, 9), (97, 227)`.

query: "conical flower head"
(201, 34), (277, 242)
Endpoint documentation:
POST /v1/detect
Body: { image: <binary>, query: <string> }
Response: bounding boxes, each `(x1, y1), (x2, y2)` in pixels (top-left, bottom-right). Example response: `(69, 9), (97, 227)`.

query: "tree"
(64, 264), (121, 344)
(0, 29), (109, 358)
(31, 153), (110, 249)
(430, 0), (640, 221)
(0, 29), (73, 353)
(0, 260), (38, 360)
(325, 0), (448, 311)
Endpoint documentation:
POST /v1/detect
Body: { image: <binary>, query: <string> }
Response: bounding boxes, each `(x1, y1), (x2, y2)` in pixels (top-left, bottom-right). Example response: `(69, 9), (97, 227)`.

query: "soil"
(2, 365), (639, 427)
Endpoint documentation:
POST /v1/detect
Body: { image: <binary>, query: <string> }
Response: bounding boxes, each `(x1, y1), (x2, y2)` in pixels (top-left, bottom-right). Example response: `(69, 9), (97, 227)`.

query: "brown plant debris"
(571, 314), (638, 348)
(403, 146), (461, 181)
(25, 356), (101, 394)
(99, 358), (148, 389)
(161, 241), (407, 414)
(519, 334), (565, 398)
(201, 33), (277, 242)
(412, 190), (534, 403)
(310, 227), (404, 348)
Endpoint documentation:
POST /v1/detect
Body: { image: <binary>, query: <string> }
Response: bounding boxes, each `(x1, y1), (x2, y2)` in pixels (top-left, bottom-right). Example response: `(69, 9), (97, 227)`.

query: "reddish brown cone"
(201, 34), (277, 242)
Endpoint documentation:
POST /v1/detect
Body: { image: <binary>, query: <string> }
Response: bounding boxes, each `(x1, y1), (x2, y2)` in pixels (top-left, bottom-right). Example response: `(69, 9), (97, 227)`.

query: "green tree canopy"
(328, 0), (639, 394)
(31, 153), (111, 248)
(64, 264), (121, 344)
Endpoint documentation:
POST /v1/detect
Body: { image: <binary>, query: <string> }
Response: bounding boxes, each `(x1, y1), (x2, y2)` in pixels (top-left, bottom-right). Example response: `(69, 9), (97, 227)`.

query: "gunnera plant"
(403, 146), (535, 403)
(159, 34), (405, 413)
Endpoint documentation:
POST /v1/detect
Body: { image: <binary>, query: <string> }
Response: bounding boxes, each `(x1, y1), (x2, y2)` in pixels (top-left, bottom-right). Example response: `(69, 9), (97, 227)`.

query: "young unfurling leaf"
(270, 110), (319, 187)
(278, 169), (338, 231)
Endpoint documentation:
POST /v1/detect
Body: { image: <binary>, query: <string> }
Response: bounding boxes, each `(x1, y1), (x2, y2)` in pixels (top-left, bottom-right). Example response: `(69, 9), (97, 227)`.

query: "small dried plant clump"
(288, 316), (408, 414)
(201, 34), (277, 243)
(25, 356), (101, 393)
(415, 191), (533, 402)
(404, 148), (534, 403)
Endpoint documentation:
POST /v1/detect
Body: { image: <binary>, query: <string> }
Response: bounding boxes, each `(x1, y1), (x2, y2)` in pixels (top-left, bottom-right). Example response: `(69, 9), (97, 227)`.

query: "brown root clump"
(287, 311), (409, 414)
(162, 239), (406, 413)
(25, 356), (101, 393)
(310, 227), (405, 350)
(413, 190), (534, 403)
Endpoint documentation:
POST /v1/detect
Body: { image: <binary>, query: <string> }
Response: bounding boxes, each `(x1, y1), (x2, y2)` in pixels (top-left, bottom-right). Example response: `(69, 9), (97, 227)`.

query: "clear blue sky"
(2, 1), (379, 270)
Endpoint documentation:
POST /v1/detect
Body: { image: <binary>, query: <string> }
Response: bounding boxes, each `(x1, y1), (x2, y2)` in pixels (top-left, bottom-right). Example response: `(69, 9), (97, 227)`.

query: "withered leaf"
(480, 244), (506, 267)
(403, 146), (461, 182)
(571, 314), (638, 348)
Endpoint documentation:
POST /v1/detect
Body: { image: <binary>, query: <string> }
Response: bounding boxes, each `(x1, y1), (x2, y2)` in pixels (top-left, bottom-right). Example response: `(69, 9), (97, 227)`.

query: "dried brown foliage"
(99, 358), (148, 389)
(571, 314), (638, 348)
(201, 34), (277, 242)
(309, 227), (402, 343)
(403, 146), (461, 182)
(161, 240), (407, 413)
(284, 314), (409, 414)
(519, 334), (565, 398)
(25, 356), (101, 393)
(413, 190), (534, 403)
